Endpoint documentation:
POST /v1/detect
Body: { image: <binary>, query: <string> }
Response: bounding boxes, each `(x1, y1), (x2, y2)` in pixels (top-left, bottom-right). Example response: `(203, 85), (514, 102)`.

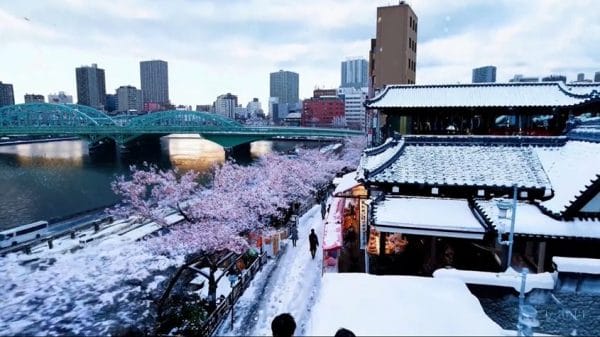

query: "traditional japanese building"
(365, 82), (600, 138)
(353, 120), (600, 275)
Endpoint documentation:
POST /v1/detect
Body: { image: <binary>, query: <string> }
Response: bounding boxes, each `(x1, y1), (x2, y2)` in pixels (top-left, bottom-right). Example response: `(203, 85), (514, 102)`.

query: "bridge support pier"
(225, 142), (251, 160)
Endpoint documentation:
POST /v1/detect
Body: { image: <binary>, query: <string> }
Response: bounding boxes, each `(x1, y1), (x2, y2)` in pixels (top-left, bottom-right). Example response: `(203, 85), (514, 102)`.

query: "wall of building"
(370, 2), (417, 91)
(301, 97), (345, 127)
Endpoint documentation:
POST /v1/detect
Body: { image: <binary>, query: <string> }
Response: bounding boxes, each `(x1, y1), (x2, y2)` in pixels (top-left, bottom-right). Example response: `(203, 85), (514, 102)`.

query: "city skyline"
(1, 0), (599, 106)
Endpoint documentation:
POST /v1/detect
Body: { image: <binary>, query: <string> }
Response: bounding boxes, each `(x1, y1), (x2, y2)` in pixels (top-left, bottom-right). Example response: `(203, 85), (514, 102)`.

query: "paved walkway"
(216, 205), (324, 336)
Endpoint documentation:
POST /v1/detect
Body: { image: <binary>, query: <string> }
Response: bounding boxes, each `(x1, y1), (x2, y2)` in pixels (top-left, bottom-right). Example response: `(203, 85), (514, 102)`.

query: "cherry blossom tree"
(110, 137), (366, 313)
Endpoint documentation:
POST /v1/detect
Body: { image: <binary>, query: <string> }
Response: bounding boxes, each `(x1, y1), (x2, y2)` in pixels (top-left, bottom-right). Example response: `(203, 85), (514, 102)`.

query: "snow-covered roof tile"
(333, 171), (360, 195)
(373, 197), (486, 239)
(367, 82), (594, 108)
(368, 143), (551, 190)
(564, 83), (600, 96)
(475, 199), (600, 239)
(535, 141), (600, 215)
(357, 137), (404, 180)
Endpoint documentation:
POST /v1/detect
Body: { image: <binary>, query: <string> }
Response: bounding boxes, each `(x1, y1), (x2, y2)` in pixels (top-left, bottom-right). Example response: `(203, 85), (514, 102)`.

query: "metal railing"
(199, 252), (268, 337)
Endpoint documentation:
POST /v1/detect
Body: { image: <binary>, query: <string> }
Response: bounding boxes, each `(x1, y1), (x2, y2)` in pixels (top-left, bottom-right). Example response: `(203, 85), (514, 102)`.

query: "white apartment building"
(338, 87), (368, 131)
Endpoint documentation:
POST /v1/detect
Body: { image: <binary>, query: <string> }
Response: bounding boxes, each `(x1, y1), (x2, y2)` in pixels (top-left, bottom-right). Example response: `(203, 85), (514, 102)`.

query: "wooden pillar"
(430, 237), (436, 261)
(537, 241), (547, 273)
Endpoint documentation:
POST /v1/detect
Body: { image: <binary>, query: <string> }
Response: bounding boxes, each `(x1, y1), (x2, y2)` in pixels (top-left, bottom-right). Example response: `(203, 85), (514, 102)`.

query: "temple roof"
(358, 133), (600, 219)
(366, 82), (599, 109)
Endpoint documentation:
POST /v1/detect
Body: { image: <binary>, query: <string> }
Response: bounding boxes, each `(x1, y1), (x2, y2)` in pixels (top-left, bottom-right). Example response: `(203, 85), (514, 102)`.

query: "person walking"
(320, 200), (327, 220)
(309, 228), (319, 259)
(271, 313), (296, 337)
(290, 225), (298, 247)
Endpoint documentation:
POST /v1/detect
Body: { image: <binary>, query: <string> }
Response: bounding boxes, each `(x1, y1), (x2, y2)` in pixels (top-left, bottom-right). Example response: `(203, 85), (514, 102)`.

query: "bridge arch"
(0, 103), (116, 129)
(125, 110), (243, 130)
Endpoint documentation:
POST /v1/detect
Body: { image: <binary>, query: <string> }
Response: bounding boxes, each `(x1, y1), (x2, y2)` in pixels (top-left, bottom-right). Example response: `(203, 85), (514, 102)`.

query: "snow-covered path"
(217, 205), (324, 336)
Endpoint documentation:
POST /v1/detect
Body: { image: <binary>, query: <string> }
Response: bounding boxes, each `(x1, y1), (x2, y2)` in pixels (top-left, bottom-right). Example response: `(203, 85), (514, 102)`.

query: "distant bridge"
(0, 103), (363, 148)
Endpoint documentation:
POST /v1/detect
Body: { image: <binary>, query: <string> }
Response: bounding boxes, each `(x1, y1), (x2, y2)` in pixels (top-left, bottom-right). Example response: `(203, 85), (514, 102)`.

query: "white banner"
(359, 199), (371, 249)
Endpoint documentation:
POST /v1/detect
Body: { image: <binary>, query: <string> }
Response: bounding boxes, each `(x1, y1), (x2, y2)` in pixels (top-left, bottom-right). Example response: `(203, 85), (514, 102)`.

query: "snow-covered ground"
(217, 205), (324, 336)
(0, 218), (183, 336)
(311, 273), (503, 336)
(217, 202), (508, 336)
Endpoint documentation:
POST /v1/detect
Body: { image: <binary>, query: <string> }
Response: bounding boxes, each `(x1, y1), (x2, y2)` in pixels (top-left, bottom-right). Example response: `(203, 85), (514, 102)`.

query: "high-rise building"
(214, 93), (238, 119)
(577, 73), (585, 82)
(595, 71), (600, 82)
(542, 75), (567, 83)
(116, 85), (143, 113)
(24, 94), (45, 103)
(338, 87), (368, 131)
(369, 1), (418, 93)
(341, 58), (368, 89)
(472, 66), (497, 83)
(246, 98), (263, 118)
(105, 94), (118, 113)
(0, 81), (15, 107)
(48, 91), (73, 104)
(76, 63), (106, 109)
(140, 60), (169, 108)
(270, 70), (299, 105)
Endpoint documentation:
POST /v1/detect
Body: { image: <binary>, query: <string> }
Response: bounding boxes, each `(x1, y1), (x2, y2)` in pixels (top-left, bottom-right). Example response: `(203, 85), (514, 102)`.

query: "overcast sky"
(1, 0), (599, 107)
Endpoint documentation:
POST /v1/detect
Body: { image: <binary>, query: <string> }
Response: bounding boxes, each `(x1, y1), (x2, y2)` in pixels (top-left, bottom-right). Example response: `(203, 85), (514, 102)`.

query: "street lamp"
(496, 184), (518, 271)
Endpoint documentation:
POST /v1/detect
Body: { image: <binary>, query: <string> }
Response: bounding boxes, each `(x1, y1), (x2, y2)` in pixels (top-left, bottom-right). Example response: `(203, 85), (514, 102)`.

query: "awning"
(373, 197), (487, 240)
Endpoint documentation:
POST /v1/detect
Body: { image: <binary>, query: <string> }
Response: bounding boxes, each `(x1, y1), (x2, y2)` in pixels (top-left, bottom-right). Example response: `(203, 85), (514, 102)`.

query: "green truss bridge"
(0, 103), (363, 148)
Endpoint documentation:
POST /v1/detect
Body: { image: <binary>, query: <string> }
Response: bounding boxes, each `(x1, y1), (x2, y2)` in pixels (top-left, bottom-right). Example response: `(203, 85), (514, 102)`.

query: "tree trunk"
(207, 265), (218, 312)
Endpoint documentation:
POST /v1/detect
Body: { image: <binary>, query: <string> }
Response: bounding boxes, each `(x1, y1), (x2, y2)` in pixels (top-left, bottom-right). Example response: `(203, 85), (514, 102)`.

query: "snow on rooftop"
(552, 256), (600, 274)
(564, 83), (600, 96)
(369, 144), (551, 190)
(476, 199), (600, 239)
(357, 137), (404, 180)
(534, 141), (600, 214)
(433, 268), (555, 292)
(373, 197), (486, 239)
(367, 82), (590, 108)
(333, 171), (360, 195)
(309, 273), (502, 336)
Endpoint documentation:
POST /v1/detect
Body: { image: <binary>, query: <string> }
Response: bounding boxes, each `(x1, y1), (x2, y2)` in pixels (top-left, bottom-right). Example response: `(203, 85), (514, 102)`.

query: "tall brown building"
(369, 1), (418, 139)
(369, 1), (418, 93)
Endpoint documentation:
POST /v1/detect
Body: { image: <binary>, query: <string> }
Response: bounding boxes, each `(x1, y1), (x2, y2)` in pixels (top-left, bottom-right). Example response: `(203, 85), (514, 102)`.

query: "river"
(0, 135), (305, 230)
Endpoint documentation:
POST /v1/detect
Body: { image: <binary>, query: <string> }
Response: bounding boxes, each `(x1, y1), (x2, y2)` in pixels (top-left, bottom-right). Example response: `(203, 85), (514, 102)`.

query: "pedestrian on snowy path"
(290, 225), (299, 247)
(320, 200), (327, 219)
(335, 328), (356, 337)
(309, 228), (319, 259)
(271, 313), (296, 337)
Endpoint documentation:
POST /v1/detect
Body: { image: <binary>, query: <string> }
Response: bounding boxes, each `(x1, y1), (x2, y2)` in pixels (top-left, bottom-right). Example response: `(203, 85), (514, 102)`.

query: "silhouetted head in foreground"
(271, 313), (296, 337)
(335, 327), (356, 337)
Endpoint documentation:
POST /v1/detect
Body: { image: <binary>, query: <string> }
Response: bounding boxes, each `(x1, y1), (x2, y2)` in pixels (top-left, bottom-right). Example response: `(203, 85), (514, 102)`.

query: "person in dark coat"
(271, 313), (296, 337)
(309, 228), (319, 259)
(320, 200), (327, 219)
(335, 328), (356, 337)
(290, 225), (299, 247)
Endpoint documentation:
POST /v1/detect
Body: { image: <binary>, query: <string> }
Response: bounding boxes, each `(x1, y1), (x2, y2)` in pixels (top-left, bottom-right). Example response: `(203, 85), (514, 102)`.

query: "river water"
(0, 136), (301, 230)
